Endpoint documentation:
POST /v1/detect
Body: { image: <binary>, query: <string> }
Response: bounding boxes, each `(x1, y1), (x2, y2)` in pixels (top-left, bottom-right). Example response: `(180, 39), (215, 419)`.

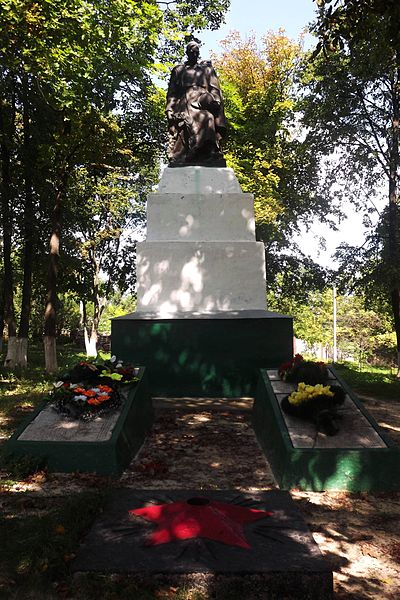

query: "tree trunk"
(18, 76), (35, 367)
(17, 337), (28, 367)
(86, 327), (98, 357)
(0, 97), (17, 367)
(86, 251), (103, 358)
(44, 171), (67, 373)
(391, 289), (400, 377)
(80, 300), (93, 356)
(44, 335), (58, 373)
(0, 291), (4, 353)
(388, 67), (400, 377)
(4, 337), (18, 368)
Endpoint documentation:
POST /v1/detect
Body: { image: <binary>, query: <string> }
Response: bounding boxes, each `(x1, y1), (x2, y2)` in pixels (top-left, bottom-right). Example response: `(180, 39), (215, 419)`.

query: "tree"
(0, 0), (230, 371)
(306, 0), (400, 375)
(269, 286), (395, 365)
(0, 74), (17, 366)
(64, 162), (141, 356)
(212, 30), (338, 300)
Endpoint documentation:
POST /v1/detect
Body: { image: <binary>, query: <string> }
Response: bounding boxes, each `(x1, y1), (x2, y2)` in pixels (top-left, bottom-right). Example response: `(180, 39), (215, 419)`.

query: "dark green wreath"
(281, 385), (346, 436)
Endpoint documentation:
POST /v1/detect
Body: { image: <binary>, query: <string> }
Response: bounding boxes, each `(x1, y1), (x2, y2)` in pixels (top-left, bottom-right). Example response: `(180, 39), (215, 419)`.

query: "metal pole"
(333, 284), (337, 363)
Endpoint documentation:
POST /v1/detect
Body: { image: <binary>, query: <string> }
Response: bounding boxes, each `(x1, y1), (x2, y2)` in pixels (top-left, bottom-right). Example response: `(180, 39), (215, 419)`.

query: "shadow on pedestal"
(111, 310), (293, 397)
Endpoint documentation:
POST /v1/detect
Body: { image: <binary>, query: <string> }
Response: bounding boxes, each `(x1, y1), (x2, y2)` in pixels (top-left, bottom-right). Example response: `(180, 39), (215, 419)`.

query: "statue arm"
(207, 66), (223, 103)
(166, 66), (182, 124)
(206, 65), (227, 130)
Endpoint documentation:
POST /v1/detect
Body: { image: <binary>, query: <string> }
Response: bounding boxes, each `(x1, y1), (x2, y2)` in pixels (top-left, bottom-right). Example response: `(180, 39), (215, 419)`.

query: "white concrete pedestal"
(136, 166), (267, 314)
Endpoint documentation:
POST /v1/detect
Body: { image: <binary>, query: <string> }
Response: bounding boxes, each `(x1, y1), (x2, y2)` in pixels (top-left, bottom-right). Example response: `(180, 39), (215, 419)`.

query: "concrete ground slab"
(72, 489), (333, 598)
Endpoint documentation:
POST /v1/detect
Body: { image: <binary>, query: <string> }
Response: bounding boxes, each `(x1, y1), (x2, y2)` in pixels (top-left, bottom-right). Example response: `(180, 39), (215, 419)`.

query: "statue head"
(186, 41), (200, 65)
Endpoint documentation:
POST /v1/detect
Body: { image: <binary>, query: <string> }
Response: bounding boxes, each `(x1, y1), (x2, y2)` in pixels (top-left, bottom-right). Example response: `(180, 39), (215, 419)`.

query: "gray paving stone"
(270, 380), (295, 393)
(266, 369), (279, 380)
(18, 404), (121, 443)
(290, 433), (316, 448)
(271, 378), (387, 449)
(315, 427), (386, 448)
(72, 488), (333, 599)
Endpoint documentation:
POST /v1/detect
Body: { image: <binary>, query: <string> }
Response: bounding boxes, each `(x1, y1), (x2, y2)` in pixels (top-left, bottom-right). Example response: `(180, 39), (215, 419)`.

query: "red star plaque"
(129, 496), (272, 549)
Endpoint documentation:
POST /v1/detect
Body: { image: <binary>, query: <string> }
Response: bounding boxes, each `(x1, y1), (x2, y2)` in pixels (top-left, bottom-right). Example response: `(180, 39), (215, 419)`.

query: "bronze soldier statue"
(166, 40), (227, 167)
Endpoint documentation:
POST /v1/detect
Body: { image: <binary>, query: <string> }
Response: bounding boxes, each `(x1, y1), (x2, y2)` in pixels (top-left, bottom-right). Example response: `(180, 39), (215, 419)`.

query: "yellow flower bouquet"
(281, 381), (346, 436)
(288, 382), (334, 406)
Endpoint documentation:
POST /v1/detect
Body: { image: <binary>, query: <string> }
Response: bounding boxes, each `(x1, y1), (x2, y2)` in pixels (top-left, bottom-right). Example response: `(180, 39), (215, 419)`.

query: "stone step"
(136, 240), (266, 313)
(157, 165), (242, 194)
(146, 192), (255, 241)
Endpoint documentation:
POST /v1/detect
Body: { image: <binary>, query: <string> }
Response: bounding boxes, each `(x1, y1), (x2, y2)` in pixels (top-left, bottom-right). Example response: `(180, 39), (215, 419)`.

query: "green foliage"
(269, 288), (396, 366)
(306, 0), (400, 368)
(214, 30), (339, 245)
(0, 0), (162, 107)
(0, 0), (231, 361)
(99, 293), (137, 333)
(266, 253), (329, 307)
(312, 0), (400, 58)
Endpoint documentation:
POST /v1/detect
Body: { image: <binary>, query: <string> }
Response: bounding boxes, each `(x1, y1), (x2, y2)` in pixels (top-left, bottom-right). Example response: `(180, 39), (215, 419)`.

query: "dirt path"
(2, 396), (400, 599)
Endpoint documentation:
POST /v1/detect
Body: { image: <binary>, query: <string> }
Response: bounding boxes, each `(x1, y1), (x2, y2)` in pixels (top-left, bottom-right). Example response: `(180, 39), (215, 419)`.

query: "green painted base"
(4, 369), (153, 476)
(252, 368), (400, 492)
(111, 310), (293, 397)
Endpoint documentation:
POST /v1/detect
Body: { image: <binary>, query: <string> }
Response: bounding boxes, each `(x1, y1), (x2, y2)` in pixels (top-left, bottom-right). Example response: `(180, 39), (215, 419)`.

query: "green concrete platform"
(4, 369), (153, 476)
(252, 367), (400, 491)
(111, 310), (293, 397)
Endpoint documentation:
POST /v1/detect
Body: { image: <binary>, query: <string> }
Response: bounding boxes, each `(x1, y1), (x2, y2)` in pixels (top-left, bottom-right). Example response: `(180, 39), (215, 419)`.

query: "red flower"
(278, 354), (304, 380)
(97, 394), (110, 403)
(87, 398), (100, 406)
(74, 387), (86, 394)
(98, 385), (113, 393)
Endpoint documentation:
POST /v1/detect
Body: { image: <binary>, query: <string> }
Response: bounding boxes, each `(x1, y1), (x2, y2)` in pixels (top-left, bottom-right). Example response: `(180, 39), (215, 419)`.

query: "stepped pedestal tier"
(136, 167), (266, 315)
(112, 167), (293, 396)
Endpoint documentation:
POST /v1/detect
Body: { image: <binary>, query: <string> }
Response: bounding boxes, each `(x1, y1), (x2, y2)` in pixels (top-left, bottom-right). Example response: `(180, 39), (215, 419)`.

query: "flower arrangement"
(49, 356), (140, 421)
(281, 381), (346, 436)
(278, 355), (346, 436)
(61, 356), (140, 386)
(51, 382), (120, 421)
(279, 354), (329, 386)
(278, 354), (304, 381)
(287, 382), (334, 406)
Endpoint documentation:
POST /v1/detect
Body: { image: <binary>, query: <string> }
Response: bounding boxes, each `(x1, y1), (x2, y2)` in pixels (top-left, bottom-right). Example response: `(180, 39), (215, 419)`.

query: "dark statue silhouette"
(166, 41), (227, 167)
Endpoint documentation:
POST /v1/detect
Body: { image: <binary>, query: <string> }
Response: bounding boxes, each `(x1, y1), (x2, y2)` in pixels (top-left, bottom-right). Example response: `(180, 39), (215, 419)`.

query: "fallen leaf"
(54, 524), (66, 535)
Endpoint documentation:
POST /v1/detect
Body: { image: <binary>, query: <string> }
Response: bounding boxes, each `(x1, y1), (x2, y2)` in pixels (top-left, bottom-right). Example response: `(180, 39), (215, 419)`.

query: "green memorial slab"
(5, 368), (153, 476)
(252, 367), (400, 492)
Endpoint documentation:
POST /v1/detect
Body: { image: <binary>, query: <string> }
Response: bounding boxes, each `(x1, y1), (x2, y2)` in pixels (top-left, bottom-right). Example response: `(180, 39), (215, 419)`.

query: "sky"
(196, 0), (381, 268)
(200, 0), (316, 56)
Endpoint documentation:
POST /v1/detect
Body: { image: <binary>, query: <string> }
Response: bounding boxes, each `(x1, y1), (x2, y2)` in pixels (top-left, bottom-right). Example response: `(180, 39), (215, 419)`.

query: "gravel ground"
(3, 395), (400, 599)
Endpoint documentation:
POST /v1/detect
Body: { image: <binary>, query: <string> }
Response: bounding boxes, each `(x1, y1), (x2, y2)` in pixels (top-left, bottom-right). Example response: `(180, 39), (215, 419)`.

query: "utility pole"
(333, 284), (337, 363)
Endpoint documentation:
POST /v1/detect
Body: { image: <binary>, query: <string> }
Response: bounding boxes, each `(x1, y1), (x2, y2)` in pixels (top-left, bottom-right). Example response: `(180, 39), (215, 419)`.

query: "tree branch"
(356, 88), (390, 173)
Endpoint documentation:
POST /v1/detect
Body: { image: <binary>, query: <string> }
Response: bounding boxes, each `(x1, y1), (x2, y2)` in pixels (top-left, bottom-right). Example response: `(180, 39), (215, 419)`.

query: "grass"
(0, 343), (109, 442)
(0, 491), (108, 600)
(334, 361), (400, 400)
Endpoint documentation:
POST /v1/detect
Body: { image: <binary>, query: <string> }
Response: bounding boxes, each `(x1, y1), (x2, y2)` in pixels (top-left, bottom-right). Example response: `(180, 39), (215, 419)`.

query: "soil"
(2, 395), (400, 599)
